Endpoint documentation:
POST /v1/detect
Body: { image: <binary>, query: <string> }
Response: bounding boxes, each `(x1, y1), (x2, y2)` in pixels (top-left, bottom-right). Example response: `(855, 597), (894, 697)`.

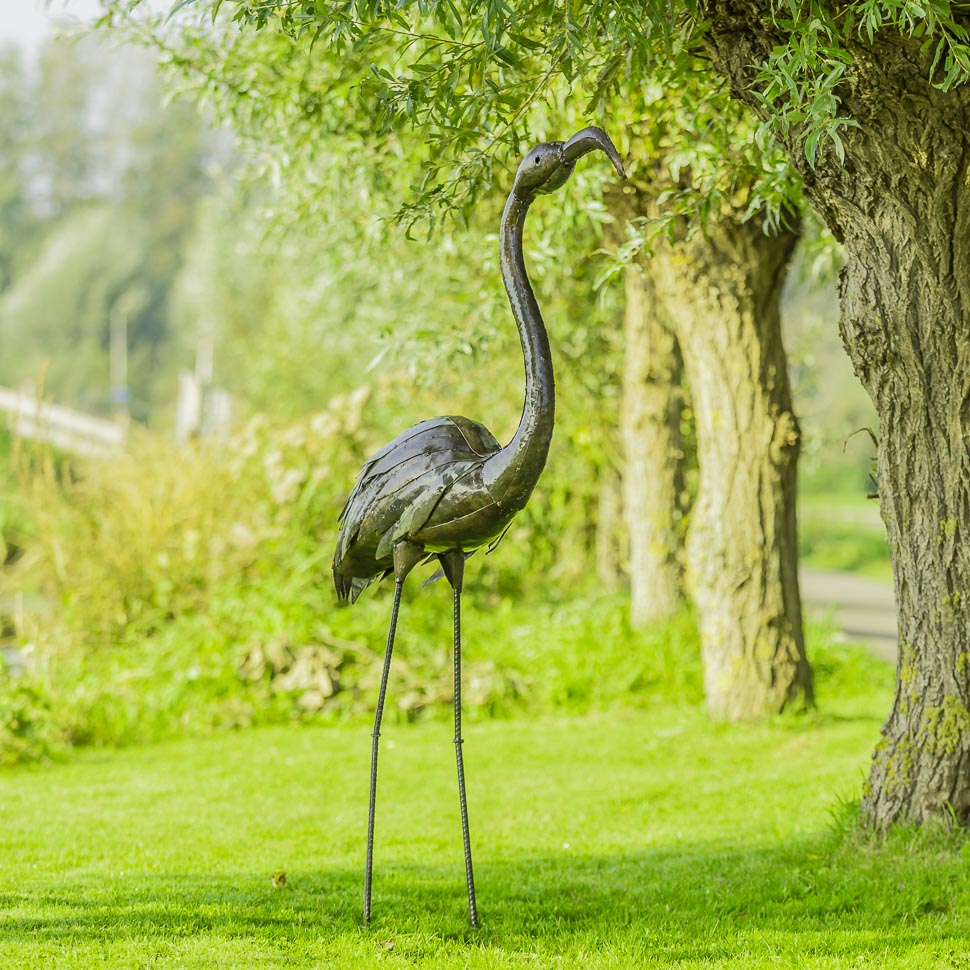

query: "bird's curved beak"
(562, 126), (626, 179)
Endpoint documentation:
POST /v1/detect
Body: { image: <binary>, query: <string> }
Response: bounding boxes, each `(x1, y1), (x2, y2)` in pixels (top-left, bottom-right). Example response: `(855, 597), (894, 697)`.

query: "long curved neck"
(482, 190), (555, 511)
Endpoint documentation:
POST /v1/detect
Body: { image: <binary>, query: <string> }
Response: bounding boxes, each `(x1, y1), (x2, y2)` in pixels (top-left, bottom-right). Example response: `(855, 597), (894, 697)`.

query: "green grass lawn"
(3, 653), (970, 969)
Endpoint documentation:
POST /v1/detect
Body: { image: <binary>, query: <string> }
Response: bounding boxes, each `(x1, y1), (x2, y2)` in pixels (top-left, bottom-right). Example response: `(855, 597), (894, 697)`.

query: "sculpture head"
(512, 126), (626, 200)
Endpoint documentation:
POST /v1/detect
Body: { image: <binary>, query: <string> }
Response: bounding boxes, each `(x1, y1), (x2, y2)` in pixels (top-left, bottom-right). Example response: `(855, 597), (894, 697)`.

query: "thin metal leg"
(452, 584), (479, 927)
(363, 578), (404, 926)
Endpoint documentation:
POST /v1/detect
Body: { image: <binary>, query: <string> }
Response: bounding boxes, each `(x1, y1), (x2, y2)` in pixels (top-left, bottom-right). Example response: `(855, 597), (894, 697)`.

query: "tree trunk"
(609, 175), (810, 717)
(827, 80), (970, 827)
(651, 215), (813, 720)
(701, 14), (970, 823)
(595, 457), (626, 592)
(620, 262), (685, 624)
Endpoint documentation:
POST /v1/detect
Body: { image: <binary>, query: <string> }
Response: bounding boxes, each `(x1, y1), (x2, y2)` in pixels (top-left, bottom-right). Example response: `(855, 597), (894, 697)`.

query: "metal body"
(332, 127), (626, 927)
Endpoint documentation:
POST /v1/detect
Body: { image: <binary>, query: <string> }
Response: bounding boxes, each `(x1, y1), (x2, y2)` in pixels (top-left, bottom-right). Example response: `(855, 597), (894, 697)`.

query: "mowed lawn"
(2, 672), (969, 968)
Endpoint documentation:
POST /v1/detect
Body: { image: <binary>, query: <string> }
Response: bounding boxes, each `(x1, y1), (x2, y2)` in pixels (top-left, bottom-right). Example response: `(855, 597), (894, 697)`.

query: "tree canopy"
(105, 0), (970, 230)
(91, 0), (970, 830)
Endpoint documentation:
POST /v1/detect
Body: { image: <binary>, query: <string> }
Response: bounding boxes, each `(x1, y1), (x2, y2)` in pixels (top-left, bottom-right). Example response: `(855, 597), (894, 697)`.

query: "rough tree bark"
(609, 177), (811, 717)
(701, 9), (970, 824)
(650, 213), (812, 720)
(620, 261), (685, 623)
(606, 182), (686, 623)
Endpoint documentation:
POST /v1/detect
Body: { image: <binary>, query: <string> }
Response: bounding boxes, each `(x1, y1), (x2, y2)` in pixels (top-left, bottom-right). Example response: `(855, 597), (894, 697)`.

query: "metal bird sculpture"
(333, 127), (626, 927)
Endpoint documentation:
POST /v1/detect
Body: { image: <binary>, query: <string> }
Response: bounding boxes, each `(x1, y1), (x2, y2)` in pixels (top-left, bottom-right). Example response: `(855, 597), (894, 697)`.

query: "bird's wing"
(333, 415), (504, 602)
(338, 418), (490, 525)
(350, 570), (391, 604)
(373, 460), (479, 562)
(356, 417), (488, 481)
(357, 417), (446, 475)
(448, 415), (502, 457)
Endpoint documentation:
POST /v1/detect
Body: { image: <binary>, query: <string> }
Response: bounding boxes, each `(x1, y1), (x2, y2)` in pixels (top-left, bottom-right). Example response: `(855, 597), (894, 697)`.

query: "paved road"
(800, 567), (897, 663)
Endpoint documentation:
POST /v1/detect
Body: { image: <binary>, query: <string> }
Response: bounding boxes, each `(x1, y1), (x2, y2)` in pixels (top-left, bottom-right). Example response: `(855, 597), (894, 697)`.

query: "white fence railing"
(0, 387), (126, 458)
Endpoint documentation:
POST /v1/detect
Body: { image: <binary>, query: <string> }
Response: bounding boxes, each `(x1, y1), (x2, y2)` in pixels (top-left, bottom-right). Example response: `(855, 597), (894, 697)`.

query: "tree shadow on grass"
(4, 842), (969, 964)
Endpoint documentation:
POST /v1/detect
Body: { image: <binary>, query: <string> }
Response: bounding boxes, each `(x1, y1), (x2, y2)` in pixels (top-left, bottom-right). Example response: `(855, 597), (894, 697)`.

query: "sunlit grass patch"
(5, 670), (970, 969)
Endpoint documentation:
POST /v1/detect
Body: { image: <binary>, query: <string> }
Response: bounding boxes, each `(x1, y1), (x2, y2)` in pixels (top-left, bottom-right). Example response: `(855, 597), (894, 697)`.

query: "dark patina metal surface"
(332, 127), (626, 928)
(333, 127), (625, 602)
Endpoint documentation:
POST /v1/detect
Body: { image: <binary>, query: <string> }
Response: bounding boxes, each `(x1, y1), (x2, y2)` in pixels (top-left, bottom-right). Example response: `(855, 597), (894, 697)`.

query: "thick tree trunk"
(609, 177), (810, 716)
(701, 12), (970, 822)
(832, 102), (970, 827)
(650, 216), (812, 720)
(621, 263), (684, 624)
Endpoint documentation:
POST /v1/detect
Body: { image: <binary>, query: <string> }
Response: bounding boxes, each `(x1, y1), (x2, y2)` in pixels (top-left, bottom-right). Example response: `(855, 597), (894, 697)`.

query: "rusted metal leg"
(440, 550), (479, 927)
(363, 578), (401, 926)
(363, 542), (423, 926)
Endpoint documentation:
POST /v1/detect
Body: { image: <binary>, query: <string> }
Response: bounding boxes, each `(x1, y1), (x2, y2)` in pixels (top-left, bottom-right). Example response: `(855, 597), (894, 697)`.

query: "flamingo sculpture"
(333, 127), (626, 927)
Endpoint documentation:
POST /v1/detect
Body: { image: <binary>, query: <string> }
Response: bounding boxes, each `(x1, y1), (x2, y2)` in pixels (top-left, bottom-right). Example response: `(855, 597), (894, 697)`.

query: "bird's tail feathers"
(333, 568), (389, 605)
(349, 571), (391, 604)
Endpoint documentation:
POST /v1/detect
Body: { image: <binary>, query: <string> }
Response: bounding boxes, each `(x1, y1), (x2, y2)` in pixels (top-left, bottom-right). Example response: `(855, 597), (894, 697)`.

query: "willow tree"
(106, 0), (818, 719)
(605, 82), (811, 716)
(153, 0), (970, 829)
(611, 223), (685, 625)
(696, 3), (970, 829)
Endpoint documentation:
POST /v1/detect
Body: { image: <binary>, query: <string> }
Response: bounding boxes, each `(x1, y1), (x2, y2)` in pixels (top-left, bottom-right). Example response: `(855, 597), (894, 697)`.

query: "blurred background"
(0, 0), (888, 763)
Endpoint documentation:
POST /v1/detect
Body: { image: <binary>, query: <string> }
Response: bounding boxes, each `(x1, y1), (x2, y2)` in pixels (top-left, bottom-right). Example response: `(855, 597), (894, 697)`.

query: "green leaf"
(804, 128), (820, 170)
(166, 0), (199, 21)
(831, 128), (845, 165)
